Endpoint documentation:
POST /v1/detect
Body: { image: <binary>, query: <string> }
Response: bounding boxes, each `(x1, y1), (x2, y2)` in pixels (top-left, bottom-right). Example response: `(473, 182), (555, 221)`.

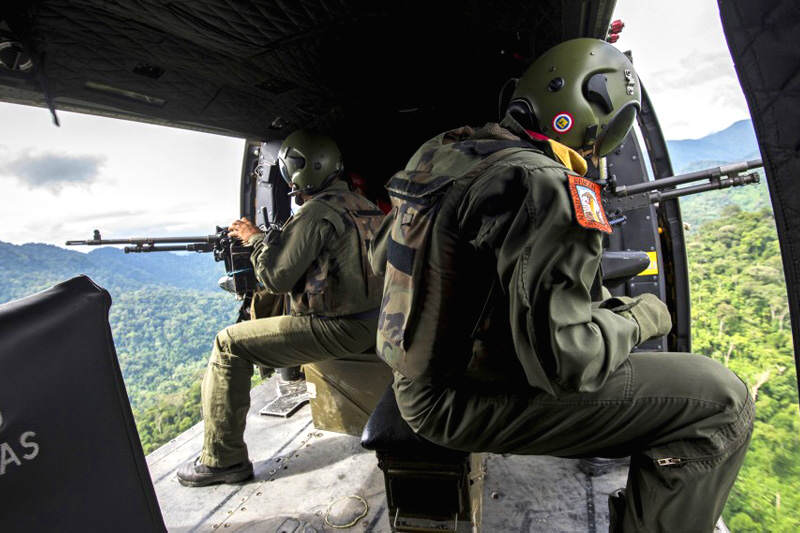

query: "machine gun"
(66, 227), (258, 299)
(603, 158), (763, 225)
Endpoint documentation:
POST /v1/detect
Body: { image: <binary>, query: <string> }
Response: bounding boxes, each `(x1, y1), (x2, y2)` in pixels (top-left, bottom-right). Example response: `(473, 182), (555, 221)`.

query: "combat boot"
(177, 456), (253, 487)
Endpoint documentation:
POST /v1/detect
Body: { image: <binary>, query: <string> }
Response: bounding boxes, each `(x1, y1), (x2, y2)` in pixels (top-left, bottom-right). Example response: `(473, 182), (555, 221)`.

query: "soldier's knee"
(210, 327), (251, 369)
(213, 327), (234, 356)
(700, 357), (749, 413)
(392, 372), (439, 434)
(636, 353), (752, 434)
(694, 357), (754, 442)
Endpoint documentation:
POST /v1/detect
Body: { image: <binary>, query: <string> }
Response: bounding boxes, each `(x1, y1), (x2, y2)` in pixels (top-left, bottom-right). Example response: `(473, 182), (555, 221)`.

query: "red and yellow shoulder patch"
(567, 175), (612, 234)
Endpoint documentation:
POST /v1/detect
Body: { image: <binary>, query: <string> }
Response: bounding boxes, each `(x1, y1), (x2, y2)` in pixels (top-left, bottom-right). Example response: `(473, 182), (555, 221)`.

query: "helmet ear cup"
(506, 98), (540, 132)
(498, 77), (519, 119)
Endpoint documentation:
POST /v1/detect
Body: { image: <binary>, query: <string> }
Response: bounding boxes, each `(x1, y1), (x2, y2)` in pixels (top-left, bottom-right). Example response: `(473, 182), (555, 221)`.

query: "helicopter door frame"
(636, 84), (692, 353)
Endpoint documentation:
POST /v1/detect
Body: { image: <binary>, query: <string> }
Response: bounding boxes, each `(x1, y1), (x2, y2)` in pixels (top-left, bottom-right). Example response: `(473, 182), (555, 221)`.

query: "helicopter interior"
(0, 0), (798, 532)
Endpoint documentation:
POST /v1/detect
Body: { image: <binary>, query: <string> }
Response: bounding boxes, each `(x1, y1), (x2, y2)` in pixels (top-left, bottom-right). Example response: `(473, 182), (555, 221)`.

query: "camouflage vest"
(290, 188), (384, 317)
(376, 126), (531, 378)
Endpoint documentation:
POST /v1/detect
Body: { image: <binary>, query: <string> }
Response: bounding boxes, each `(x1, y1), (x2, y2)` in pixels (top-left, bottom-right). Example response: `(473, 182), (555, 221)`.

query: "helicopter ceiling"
(0, 0), (615, 178)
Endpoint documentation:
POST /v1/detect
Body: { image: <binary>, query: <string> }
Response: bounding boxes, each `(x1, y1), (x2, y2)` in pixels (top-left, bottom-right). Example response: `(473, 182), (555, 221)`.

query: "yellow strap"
(548, 139), (588, 176)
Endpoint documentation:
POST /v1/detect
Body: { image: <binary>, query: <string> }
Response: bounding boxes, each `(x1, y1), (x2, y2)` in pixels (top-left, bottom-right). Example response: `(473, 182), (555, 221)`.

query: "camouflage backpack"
(290, 188), (384, 317)
(376, 128), (531, 378)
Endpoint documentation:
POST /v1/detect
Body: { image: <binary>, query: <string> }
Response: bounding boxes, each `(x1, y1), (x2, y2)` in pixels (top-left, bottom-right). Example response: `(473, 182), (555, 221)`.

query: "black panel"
(637, 84), (691, 353)
(242, 139), (291, 227)
(718, 0), (800, 405)
(0, 276), (166, 532)
(604, 130), (668, 352)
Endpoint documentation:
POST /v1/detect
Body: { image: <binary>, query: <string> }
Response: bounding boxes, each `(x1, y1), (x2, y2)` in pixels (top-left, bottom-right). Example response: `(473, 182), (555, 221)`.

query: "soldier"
(370, 39), (753, 532)
(178, 130), (384, 487)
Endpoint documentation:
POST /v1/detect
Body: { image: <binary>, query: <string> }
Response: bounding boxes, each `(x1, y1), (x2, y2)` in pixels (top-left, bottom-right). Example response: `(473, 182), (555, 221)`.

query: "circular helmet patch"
(552, 112), (574, 134)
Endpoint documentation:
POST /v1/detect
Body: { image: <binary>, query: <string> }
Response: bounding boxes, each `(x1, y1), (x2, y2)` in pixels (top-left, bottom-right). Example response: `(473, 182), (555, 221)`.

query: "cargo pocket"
(376, 172), (454, 377)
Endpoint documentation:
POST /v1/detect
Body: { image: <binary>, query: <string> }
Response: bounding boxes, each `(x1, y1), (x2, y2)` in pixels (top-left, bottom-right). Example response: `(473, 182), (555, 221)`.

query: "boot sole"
(177, 469), (254, 487)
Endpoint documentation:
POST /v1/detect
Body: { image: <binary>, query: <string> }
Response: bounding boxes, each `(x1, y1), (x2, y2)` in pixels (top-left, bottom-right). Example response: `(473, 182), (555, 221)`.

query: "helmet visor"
(277, 153), (306, 188)
(595, 101), (640, 157)
(278, 158), (291, 186)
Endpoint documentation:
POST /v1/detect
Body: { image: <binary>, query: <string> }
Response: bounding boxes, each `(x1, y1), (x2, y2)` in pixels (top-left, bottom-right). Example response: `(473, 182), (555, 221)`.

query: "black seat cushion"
(361, 386), (467, 460)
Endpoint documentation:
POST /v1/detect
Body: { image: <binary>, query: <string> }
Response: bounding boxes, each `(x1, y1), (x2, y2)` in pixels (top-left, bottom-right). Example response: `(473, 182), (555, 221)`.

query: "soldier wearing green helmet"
(507, 37), (642, 159)
(277, 129), (344, 202)
(178, 130), (384, 487)
(371, 38), (752, 532)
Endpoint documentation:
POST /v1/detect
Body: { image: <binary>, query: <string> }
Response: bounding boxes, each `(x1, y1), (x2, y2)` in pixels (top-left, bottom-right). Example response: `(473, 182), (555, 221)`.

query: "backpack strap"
(461, 145), (532, 181)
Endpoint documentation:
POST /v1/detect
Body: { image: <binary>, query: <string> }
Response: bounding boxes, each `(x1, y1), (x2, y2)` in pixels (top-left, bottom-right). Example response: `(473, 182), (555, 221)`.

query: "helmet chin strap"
(577, 143), (600, 170)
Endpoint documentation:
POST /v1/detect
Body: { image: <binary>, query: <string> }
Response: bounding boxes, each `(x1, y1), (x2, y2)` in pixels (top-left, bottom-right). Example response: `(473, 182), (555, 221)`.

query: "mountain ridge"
(0, 240), (226, 302)
(666, 118), (760, 173)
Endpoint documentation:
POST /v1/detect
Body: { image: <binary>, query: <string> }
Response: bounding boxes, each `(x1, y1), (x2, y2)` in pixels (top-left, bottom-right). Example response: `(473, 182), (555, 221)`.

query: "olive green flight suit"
(200, 181), (383, 468)
(371, 120), (753, 533)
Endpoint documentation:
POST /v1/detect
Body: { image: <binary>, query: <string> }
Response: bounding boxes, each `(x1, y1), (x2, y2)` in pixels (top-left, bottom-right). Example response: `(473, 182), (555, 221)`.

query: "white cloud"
(0, 103), (243, 246)
(2, 150), (106, 191)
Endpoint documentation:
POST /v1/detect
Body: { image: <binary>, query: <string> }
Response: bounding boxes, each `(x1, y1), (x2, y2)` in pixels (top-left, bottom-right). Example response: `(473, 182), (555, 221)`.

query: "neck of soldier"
(527, 130), (589, 176)
(298, 178), (348, 203)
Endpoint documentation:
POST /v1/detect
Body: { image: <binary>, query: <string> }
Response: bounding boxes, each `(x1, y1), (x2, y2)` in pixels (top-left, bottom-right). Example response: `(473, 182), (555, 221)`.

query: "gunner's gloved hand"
(600, 292), (672, 345)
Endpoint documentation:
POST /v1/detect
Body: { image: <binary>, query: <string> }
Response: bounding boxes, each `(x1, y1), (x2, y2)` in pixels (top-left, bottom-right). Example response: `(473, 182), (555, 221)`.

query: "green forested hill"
(664, 124), (798, 531)
(679, 171), (770, 229)
(0, 241), (232, 300)
(686, 208), (799, 531)
(667, 119), (759, 173)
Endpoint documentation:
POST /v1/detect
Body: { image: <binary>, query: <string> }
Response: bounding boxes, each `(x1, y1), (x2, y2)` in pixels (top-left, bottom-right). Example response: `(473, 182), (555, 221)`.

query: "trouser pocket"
(644, 391), (754, 473)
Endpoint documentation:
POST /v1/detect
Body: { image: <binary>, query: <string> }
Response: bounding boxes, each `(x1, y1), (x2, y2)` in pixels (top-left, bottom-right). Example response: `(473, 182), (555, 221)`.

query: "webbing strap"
(461, 145), (533, 181)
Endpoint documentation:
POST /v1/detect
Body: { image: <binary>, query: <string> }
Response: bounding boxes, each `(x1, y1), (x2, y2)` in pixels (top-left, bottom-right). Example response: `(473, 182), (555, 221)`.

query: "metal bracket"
(393, 508), (458, 533)
(259, 379), (309, 417)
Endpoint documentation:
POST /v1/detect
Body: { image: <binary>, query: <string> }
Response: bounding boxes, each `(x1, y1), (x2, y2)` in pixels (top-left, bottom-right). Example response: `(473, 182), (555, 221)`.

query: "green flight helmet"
(277, 130), (343, 196)
(507, 38), (641, 157)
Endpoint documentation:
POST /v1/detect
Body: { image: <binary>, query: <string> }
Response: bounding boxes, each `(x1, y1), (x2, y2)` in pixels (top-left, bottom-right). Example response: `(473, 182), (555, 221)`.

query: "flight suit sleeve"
(248, 210), (333, 294)
(368, 208), (393, 277)
(500, 166), (640, 394)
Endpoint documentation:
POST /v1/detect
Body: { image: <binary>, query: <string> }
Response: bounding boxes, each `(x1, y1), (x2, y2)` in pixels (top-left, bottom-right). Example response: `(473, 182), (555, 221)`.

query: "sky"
(0, 109), (243, 246)
(613, 0), (751, 138)
(0, 0), (752, 247)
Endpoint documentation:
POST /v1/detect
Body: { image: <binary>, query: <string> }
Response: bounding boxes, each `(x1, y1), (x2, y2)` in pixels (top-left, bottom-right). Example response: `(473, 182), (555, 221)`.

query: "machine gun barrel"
(65, 231), (218, 247)
(604, 158), (762, 214)
(65, 227), (259, 298)
(613, 158), (762, 196)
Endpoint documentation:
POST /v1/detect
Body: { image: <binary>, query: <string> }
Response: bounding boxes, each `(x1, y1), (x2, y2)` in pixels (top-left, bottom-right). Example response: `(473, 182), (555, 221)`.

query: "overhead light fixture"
(270, 116), (287, 129)
(0, 41), (33, 72)
(85, 81), (166, 107)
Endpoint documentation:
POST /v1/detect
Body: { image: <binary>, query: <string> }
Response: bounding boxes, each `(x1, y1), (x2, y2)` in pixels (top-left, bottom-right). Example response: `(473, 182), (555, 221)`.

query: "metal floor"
(147, 378), (629, 533)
